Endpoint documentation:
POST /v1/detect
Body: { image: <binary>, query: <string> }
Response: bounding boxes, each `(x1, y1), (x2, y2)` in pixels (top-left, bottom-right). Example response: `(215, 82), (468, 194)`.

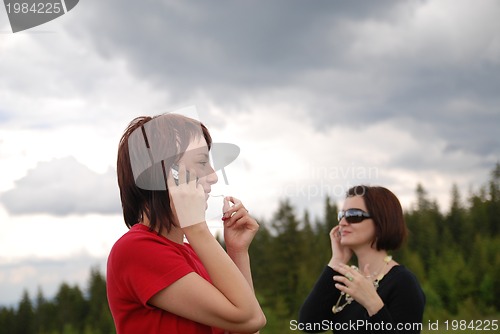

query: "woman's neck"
(353, 246), (390, 276)
(140, 214), (184, 244)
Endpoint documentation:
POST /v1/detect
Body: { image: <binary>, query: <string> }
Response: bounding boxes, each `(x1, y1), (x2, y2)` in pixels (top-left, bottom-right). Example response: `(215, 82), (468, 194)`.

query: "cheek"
(367, 226), (379, 248)
(347, 223), (377, 244)
(365, 222), (377, 240)
(195, 164), (211, 177)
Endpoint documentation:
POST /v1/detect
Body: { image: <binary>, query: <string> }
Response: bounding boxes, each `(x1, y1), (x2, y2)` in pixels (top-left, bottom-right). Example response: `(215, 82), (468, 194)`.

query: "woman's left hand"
(222, 196), (259, 253)
(332, 263), (384, 316)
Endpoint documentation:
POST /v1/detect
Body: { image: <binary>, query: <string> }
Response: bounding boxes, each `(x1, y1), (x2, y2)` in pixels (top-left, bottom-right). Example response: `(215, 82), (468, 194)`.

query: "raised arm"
(148, 166), (266, 333)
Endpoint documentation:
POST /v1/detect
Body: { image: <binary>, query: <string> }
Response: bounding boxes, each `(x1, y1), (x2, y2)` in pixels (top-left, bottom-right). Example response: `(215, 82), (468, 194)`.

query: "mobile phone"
(171, 164), (198, 185)
(171, 164), (180, 185)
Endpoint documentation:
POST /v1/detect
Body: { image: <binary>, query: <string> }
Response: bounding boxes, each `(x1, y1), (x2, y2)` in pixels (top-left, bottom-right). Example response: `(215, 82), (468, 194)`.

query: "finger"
(187, 168), (198, 187)
(334, 283), (350, 294)
(222, 196), (234, 216)
(333, 263), (349, 275)
(333, 275), (351, 285)
(223, 201), (248, 219)
(335, 265), (360, 281)
(177, 163), (187, 185)
(332, 225), (341, 239)
(228, 205), (248, 221)
(224, 209), (248, 228)
(224, 208), (252, 228)
(226, 196), (242, 206)
(333, 276), (350, 291)
(225, 196), (245, 215)
(224, 214), (248, 228)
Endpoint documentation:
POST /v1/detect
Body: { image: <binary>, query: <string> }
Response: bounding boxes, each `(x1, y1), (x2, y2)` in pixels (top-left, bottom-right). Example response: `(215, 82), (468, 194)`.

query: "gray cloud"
(67, 0), (402, 98)
(61, 0), (500, 164)
(0, 157), (120, 216)
(1, 0), (498, 218)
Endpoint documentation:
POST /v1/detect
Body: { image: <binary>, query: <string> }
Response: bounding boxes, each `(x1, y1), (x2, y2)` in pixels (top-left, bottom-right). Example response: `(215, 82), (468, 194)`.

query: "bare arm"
(149, 167), (265, 333)
(149, 223), (265, 332)
(223, 196), (263, 333)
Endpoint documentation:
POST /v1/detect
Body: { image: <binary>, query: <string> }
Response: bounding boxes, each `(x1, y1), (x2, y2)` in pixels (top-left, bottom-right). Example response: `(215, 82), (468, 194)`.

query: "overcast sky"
(1, 0), (499, 306)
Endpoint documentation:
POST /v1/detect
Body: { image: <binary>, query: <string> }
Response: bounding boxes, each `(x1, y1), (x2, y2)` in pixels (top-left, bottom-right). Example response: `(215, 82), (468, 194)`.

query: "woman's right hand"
(168, 164), (206, 228)
(328, 225), (353, 268)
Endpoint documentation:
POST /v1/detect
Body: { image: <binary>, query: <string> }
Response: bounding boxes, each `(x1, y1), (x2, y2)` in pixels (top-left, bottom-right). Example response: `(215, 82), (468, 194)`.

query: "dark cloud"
(67, 0), (402, 98)
(0, 157), (120, 216)
(62, 0), (500, 163)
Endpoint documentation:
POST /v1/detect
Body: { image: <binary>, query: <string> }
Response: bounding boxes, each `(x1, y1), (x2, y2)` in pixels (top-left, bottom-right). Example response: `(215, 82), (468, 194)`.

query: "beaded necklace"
(332, 255), (392, 314)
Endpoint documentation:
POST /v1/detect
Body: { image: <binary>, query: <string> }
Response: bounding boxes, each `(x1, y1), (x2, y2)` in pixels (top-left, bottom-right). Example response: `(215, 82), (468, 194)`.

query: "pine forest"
(1, 164), (499, 334)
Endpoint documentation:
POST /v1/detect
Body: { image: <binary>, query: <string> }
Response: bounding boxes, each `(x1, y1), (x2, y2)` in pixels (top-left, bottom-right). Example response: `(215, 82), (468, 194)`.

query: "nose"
(338, 217), (349, 226)
(206, 165), (218, 185)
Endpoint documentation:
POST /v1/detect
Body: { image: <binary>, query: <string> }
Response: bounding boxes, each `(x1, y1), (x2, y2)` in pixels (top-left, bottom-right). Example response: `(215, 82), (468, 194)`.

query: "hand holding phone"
(168, 164), (206, 228)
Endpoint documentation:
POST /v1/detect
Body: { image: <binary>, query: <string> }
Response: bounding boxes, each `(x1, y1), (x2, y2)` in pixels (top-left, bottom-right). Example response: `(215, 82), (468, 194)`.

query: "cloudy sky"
(1, 0), (499, 306)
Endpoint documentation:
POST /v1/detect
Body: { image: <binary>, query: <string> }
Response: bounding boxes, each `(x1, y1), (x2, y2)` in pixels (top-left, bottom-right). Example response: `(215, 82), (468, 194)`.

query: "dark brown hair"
(117, 114), (212, 235)
(346, 185), (407, 251)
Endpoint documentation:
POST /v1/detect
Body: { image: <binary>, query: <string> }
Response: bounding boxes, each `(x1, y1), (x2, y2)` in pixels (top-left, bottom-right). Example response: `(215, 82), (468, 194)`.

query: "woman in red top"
(107, 113), (266, 333)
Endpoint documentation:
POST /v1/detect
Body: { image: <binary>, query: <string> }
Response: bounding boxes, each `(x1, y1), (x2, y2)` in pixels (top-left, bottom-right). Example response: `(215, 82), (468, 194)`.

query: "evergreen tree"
(248, 217), (275, 304)
(15, 290), (34, 334)
(34, 287), (55, 334)
(0, 307), (16, 334)
(86, 266), (114, 334)
(446, 184), (472, 253)
(54, 283), (88, 333)
(487, 162), (500, 235)
(406, 184), (441, 271)
(269, 199), (305, 316)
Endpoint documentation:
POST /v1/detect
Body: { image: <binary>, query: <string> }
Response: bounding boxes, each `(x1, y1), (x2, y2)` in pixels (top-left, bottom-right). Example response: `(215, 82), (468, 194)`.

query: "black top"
(298, 265), (425, 333)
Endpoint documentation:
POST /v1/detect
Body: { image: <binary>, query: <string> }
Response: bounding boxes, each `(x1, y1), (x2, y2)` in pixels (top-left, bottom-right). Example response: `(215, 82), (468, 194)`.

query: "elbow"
(229, 309), (266, 333)
(244, 311), (267, 333)
(252, 311), (267, 331)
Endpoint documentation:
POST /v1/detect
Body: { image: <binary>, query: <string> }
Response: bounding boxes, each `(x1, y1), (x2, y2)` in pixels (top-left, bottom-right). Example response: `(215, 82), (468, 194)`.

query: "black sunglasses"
(337, 208), (371, 224)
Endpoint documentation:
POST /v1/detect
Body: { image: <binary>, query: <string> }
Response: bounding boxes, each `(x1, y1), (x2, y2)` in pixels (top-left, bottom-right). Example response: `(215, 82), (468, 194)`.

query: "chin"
(340, 238), (355, 247)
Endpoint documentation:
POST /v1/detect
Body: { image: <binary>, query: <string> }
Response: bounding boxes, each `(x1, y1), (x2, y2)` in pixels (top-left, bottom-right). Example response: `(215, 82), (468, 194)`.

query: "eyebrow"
(197, 153), (209, 159)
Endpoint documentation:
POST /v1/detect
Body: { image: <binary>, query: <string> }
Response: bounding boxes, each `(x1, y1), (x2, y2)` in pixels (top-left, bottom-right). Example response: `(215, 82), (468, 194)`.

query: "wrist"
(226, 246), (250, 258)
(181, 221), (209, 235)
(328, 257), (347, 269)
(365, 298), (384, 317)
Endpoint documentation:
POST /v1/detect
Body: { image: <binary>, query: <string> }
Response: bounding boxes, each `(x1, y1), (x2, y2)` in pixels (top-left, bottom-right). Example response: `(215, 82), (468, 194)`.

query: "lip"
(340, 230), (351, 237)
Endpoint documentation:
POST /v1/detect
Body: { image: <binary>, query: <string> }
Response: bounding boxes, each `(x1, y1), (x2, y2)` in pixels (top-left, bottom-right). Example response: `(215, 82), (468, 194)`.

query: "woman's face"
(177, 136), (218, 202)
(339, 195), (376, 250)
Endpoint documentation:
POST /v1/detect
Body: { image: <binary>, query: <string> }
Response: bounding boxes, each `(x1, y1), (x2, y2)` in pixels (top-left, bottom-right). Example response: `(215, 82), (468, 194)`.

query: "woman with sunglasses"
(298, 185), (425, 333)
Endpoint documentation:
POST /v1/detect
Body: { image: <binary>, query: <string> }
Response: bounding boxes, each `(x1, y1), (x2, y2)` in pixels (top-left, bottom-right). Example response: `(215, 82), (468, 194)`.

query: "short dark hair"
(117, 114), (212, 235)
(346, 185), (407, 251)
